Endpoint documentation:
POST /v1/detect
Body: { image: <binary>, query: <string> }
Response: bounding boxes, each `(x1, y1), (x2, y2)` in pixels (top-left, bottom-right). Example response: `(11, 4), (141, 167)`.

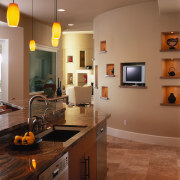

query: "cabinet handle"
(101, 128), (104, 133)
(52, 168), (59, 179)
(87, 156), (90, 179)
(81, 156), (90, 179)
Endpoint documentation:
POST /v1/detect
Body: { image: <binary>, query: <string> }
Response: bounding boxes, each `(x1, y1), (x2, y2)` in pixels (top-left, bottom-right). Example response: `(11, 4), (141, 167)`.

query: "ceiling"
(158, 0), (180, 14)
(0, 0), (155, 31)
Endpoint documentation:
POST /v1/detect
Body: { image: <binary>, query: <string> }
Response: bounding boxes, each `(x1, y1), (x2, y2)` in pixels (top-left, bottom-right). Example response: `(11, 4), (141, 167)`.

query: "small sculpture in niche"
(111, 68), (114, 75)
(167, 38), (178, 49)
(168, 67), (175, 76)
(168, 93), (176, 104)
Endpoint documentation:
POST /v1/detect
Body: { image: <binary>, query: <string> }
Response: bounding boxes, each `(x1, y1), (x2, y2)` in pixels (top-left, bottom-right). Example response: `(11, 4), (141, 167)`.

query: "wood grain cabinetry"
(69, 128), (96, 180)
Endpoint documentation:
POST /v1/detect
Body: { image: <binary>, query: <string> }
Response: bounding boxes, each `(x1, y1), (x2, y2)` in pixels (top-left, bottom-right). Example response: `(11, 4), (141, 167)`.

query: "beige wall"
(62, 33), (94, 87)
(0, 6), (63, 99)
(94, 1), (180, 137)
(0, 24), (24, 101)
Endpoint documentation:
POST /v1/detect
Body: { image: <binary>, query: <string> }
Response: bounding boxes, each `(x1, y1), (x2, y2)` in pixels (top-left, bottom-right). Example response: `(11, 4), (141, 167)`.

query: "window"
(29, 49), (56, 93)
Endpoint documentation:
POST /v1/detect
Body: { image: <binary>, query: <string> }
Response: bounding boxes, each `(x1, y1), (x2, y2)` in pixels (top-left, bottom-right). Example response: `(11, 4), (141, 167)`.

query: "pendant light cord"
(32, 0), (33, 39)
(54, 0), (57, 22)
(56, 0), (57, 22)
(13, 0), (14, 3)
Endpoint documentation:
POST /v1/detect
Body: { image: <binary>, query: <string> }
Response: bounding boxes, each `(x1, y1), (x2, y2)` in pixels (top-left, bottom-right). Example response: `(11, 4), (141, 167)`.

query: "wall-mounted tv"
(123, 64), (145, 86)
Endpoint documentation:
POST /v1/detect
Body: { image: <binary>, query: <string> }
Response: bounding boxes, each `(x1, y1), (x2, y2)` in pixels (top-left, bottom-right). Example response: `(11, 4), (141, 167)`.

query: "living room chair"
(66, 86), (92, 105)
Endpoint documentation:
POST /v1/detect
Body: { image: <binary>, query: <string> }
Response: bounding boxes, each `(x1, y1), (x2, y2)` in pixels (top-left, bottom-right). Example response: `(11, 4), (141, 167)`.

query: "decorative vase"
(168, 93), (176, 104)
(167, 38), (178, 49)
(57, 78), (62, 96)
(111, 68), (114, 75)
(43, 78), (56, 98)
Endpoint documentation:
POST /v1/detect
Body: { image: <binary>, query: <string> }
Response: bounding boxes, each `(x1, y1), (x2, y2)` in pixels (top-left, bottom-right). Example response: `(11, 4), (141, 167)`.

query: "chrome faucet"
(28, 95), (49, 132)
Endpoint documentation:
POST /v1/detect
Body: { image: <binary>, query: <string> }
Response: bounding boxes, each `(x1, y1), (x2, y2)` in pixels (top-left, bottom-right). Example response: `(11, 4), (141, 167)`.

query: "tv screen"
(126, 66), (142, 82)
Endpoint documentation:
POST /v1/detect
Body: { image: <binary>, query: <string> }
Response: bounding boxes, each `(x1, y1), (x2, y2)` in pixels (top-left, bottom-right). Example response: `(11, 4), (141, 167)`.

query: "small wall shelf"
(101, 86), (108, 100)
(105, 64), (115, 77)
(161, 32), (180, 51)
(161, 86), (180, 106)
(119, 85), (147, 89)
(95, 65), (98, 88)
(67, 73), (73, 84)
(99, 40), (107, 53)
(67, 56), (73, 63)
(161, 58), (180, 78)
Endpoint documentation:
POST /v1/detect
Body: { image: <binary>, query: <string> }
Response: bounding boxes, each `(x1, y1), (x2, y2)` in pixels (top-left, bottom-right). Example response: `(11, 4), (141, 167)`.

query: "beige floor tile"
(107, 135), (179, 180)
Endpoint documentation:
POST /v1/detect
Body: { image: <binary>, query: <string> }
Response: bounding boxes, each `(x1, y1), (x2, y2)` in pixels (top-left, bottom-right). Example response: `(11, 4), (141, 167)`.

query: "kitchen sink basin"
(42, 130), (80, 142)
(36, 125), (87, 142)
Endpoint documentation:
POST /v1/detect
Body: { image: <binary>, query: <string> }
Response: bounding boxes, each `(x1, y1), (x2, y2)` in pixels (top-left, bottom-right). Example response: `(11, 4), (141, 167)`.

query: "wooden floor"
(107, 135), (180, 180)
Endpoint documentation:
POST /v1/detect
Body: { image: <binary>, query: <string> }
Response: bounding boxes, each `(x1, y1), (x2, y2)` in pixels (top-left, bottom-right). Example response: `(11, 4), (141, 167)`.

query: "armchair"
(66, 86), (92, 105)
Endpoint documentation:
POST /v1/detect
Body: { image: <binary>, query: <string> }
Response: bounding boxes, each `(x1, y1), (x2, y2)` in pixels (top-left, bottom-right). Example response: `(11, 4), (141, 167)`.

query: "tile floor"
(107, 135), (180, 180)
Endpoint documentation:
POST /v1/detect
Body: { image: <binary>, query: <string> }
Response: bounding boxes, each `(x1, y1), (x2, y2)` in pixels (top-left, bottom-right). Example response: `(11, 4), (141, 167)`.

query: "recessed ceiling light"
(58, 9), (66, 12)
(68, 24), (74, 26)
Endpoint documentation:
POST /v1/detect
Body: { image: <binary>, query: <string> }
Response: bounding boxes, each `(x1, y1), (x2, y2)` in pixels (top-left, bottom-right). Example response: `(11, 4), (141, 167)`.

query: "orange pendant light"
(29, 40), (36, 51)
(29, 0), (36, 51)
(52, 0), (61, 40)
(52, 22), (61, 39)
(51, 36), (59, 47)
(7, 1), (20, 27)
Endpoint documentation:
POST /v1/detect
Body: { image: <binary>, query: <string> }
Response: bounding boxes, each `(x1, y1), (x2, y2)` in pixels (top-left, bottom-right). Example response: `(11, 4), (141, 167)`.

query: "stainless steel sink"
(36, 125), (87, 142)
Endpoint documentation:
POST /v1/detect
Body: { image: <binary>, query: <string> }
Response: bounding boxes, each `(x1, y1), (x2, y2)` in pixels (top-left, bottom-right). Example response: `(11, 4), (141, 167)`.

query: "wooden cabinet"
(69, 128), (96, 180)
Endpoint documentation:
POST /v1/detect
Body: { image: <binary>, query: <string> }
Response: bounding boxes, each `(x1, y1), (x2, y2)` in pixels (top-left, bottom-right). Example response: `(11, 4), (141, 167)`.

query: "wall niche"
(105, 64), (115, 77)
(101, 86), (108, 100)
(67, 73), (73, 85)
(80, 51), (85, 67)
(99, 40), (107, 53)
(161, 86), (180, 106)
(67, 56), (73, 63)
(161, 32), (180, 51)
(161, 58), (180, 79)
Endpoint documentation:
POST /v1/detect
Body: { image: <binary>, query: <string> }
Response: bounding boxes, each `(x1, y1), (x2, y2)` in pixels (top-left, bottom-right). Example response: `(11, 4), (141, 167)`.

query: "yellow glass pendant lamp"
(51, 36), (59, 47)
(52, 22), (61, 39)
(52, 0), (61, 40)
(29, 0), (36, 51)
(7, 1), (20, 27)
(29, 40), (36, 51)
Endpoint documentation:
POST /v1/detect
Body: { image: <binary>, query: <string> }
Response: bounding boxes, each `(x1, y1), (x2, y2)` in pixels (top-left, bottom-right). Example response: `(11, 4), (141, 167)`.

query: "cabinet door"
(84, 140), (96, 180)
(69, 129), (96, 180)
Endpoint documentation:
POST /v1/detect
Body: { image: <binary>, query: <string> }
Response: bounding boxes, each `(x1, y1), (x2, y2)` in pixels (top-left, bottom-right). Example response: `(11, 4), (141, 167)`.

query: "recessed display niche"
(67, 56), (73, 63)
(119, 62), (147, 88)
(105, 64), (115, 77)
(99, 40), (107, 53)
(80, 51), (85, 67)
(161, 58), (180, 79)
(161, 32), (180, 51)
(161, 86), (180, 106)
(101, 86), (108, 100)
(67, 73), (73, 85)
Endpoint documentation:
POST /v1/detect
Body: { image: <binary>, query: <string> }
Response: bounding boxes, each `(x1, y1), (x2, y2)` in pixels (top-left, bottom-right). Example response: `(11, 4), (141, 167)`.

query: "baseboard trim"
(107, 127), (180, 147)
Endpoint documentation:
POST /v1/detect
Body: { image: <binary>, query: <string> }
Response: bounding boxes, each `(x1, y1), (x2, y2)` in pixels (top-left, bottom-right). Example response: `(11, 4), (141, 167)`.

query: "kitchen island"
(0, 98), (110, 180)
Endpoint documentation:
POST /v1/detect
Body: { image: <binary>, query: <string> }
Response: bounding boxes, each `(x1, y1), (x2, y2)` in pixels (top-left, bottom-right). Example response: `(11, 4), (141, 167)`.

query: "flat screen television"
(123, 65), (145, 85)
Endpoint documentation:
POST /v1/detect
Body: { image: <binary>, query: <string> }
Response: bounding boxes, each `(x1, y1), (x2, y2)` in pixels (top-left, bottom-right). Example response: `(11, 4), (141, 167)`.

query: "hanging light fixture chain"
(32, 0), (33, 39)
(56, 0), (57, 22)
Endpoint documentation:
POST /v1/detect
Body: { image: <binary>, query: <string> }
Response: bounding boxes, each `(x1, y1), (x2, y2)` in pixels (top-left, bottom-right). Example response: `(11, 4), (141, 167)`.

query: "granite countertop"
(0, 98), (66, 136)
(0, 99), (110, 180)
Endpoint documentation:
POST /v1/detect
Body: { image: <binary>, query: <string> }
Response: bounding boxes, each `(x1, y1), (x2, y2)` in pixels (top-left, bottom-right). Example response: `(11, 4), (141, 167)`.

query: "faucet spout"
(28, 95), (49, 131)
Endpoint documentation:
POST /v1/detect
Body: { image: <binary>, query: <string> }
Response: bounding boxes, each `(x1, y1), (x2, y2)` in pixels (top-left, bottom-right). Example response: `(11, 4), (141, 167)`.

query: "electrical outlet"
(123, 120), (127, 126)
